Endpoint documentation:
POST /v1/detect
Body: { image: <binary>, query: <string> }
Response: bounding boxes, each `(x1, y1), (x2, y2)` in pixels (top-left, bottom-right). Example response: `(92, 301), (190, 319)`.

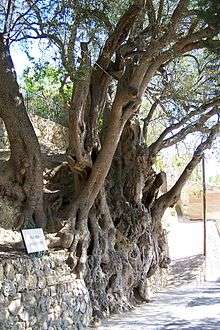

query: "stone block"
(2, 281), (16, 296)
(13, 321), (26, 330)
(29, 316), (37, 326)
(27, 274), (38, 289)
(38, 276), (46, 289)
(24, 294), (36, 306)
(8, 299), (22, 315)
(4, 263), (15, 280)
(19, 310), (29, 322)
(50, 286), (56, 297)
(0, 251), (92, 329)
(16, 274), (26, 291)
(0, 264), (4, 282)
(46, 275), (56, 286)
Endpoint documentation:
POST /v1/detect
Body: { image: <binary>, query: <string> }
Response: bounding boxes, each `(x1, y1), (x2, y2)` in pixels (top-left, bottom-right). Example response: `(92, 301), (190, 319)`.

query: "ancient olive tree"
(0, 0), (220, 318)
(0, 35), (46, 228)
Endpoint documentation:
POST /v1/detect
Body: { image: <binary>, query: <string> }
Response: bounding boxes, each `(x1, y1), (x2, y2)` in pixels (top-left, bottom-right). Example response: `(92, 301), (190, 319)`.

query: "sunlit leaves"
(23, 62), (71, 122)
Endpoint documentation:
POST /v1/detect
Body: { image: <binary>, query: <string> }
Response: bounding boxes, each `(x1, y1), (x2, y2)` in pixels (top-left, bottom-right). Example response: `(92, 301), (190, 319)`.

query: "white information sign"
(21, 228), (48, 254)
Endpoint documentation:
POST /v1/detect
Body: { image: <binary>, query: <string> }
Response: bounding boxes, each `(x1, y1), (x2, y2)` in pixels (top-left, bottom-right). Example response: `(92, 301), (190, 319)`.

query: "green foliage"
(23, 62), (72, 122)
(172, 154), (187, 169)
(155, 154), (165, 172)
(196, 0), (220, 31)
(203, 39), (220, 55)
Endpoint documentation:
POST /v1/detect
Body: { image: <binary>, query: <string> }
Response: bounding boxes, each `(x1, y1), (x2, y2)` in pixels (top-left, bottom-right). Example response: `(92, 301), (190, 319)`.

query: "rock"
(80, 301), (87, 314)
(46, 275), (56, 286)
(8, 299), (22, 315)
(50, 286), (56, 297)
(0, 309), (7, 321)
(0, 264), (4, 282)
(19, 310), (29, 322)
(24, 294), (36, 306)
(28, 274), (38, 289)
(0, 251), (92, 328)
(3, 282), (16, 296)
(0, 294), (5, 305)
(4, 263), (15, 279)
(16, 322), (26, 330)
(53, 305), (61, 318)
(38, 276), (46, 289)
(42, 321), (49, 330)
(16, 274), (26, 291)
(89, 316), (102, 328)
(60, 312), (74, 327)
(29, 316), (37, 326)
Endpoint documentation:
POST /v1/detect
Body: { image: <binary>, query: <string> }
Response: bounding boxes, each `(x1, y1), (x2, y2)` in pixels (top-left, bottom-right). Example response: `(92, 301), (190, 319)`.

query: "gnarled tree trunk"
(0, 35), (46, 228)
(83, 119), (169, 319)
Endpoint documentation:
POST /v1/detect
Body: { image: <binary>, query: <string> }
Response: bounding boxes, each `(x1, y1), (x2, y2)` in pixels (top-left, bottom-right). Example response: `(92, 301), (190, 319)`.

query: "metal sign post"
(202, 156), (207, 257)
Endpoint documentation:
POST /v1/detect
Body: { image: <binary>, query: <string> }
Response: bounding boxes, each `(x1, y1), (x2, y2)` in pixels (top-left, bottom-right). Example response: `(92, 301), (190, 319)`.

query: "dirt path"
(167, 219), (220, 281)
(93, 220), (220, 329)
(97, 281), (220, 329)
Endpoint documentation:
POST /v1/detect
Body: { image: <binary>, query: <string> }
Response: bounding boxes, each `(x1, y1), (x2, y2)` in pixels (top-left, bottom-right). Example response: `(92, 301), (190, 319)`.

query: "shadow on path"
(97, 281), (220, 329)
(168, 254), (204, 287)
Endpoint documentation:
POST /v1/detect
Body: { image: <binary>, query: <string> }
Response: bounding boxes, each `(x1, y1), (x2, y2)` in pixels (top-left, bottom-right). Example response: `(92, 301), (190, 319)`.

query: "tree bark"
(0, 35), (46, 228)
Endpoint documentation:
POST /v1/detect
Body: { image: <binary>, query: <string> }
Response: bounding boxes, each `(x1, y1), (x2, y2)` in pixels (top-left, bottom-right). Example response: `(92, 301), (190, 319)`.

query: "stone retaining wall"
(0, 251), (92, 329)
(0, 114), (68, 152)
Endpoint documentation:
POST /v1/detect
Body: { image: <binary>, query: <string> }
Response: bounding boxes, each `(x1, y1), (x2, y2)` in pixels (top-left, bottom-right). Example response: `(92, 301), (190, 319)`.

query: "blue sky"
(11, 44), (29, 78)
(11, 40), (55, 79)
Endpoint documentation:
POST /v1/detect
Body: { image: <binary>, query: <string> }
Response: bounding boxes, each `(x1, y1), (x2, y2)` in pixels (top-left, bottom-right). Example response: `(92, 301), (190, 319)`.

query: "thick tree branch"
(97, 0), (145, 70)
(68, 42), (91, 172)
(3, 0), (12, 35)
(83, 8), (113, 33)
(132, 23), (215, 95)
(149, 98), (220, 154)
(156, 0), (164, 26)
(143, 99), (159, 140)
(84, 1), (145, 152)
(149, 99), (220, 155)
(0, 35), (46, 227)
(146, 0), (156, 31)
(170, 0), (189, 31)
(152, 123), (220, 219)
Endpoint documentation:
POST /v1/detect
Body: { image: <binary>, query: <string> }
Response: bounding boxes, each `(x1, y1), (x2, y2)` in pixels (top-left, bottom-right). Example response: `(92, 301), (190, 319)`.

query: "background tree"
(23, 62), (71, 123)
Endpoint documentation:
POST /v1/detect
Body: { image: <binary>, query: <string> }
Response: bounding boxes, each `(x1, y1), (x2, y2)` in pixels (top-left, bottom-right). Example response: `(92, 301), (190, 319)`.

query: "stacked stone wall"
(0, 114), (68, 152)
(0, 251), (92, 329)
